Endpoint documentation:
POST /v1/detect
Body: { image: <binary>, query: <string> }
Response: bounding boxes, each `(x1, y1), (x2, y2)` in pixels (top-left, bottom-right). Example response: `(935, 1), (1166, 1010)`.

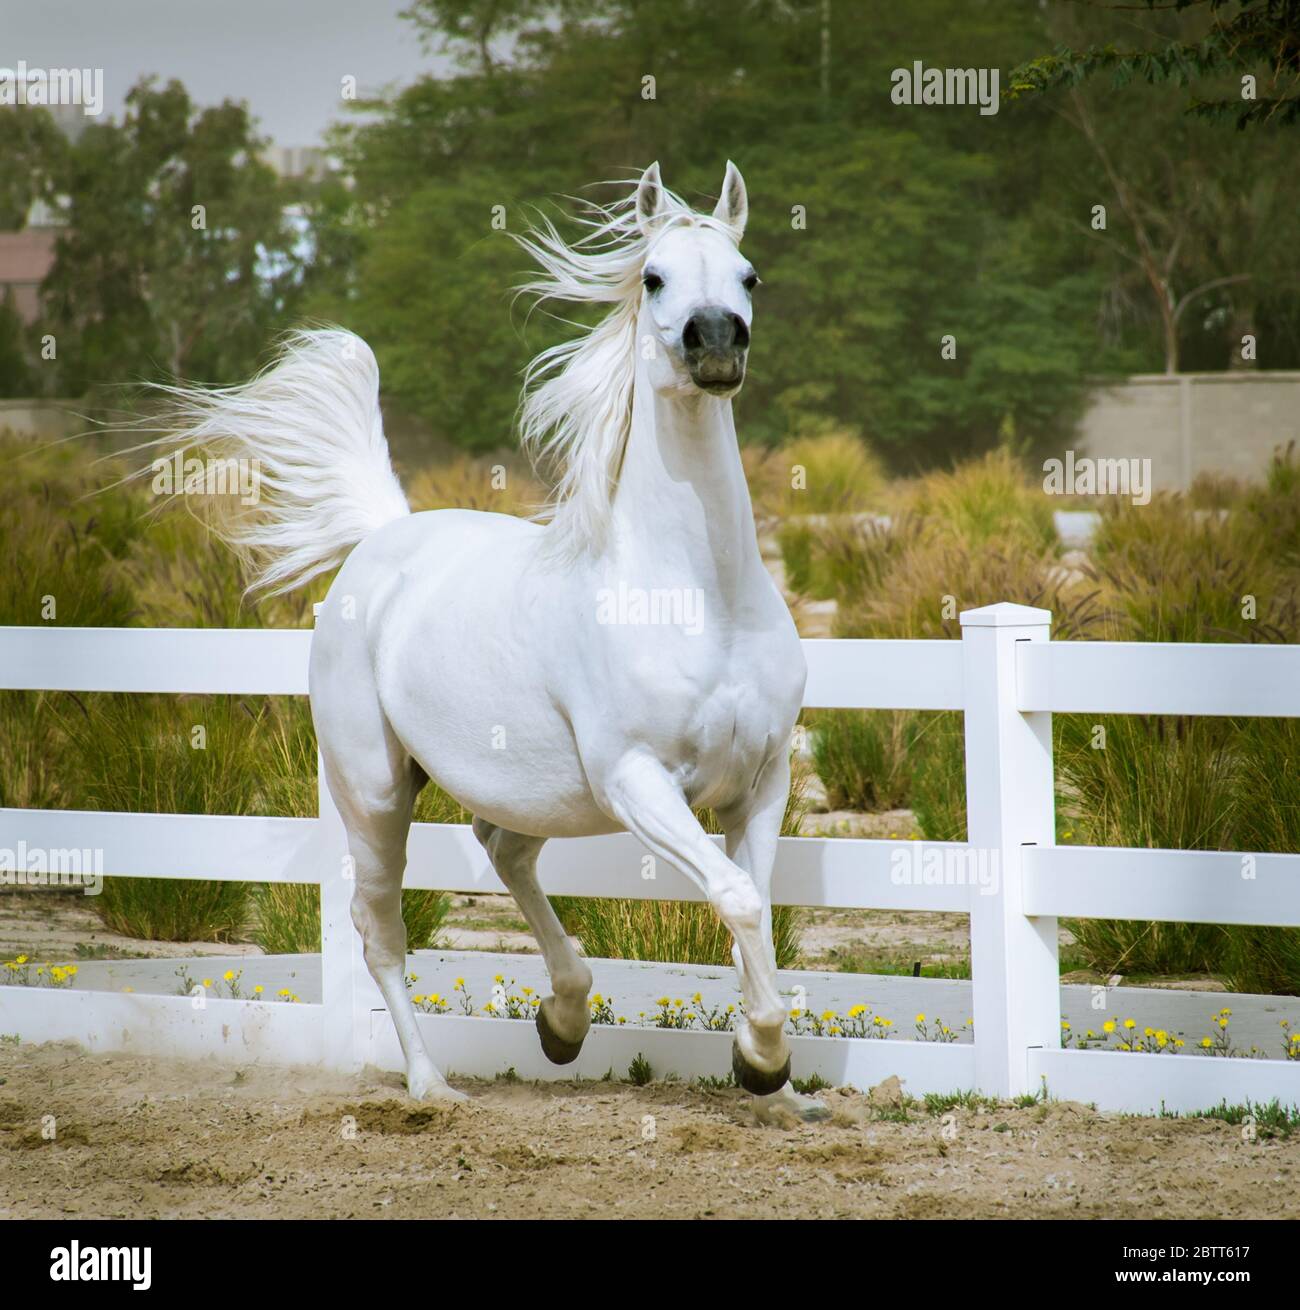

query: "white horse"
(165, 162), (825, 1118)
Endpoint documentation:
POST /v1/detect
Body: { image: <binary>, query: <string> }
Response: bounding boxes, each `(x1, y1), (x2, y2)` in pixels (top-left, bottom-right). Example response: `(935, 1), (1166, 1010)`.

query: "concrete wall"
(0, 399), (83, 441)
(1076, 372), (1300, 490)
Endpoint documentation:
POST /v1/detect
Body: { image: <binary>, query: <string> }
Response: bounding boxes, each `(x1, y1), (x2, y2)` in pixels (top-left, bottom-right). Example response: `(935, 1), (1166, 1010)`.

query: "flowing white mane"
(514, 178), (735, 558)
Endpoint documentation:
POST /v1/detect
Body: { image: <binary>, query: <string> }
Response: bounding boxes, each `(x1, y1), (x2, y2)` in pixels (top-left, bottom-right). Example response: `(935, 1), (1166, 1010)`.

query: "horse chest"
(617, 630), (800, 794)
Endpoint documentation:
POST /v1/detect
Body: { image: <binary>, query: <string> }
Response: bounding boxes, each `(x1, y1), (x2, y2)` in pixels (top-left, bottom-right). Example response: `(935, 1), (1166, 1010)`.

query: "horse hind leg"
(473, 819), (592, 1064)
(324, 748), (466, 1103)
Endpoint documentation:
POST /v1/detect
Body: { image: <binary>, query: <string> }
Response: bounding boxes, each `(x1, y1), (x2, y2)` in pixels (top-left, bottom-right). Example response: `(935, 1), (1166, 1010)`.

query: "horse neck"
(607, 356), (758, 589)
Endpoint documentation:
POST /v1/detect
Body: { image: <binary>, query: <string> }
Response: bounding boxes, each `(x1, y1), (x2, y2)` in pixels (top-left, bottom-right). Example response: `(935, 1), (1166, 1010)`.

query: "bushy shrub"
(900, 448), (1057, 555)
(751, 431), (886, 519)
(909, 713), (967, 843)
(774, 444), (1300, 992)
(810, 710), (917, 812)
(404, 454), (541, 516)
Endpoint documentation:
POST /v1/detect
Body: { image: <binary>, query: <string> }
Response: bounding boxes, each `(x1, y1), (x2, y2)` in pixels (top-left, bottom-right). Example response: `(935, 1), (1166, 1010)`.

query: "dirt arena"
(2, 1041), (1297, 1219)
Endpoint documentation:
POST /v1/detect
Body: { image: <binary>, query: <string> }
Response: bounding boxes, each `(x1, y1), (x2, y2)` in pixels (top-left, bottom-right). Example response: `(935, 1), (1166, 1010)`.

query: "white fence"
(2, 602), (1300, 1114)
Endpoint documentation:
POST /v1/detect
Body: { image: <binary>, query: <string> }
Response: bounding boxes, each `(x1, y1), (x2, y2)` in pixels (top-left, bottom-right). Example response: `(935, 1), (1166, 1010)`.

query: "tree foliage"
(308, 0), (1112, 463)
(1009, 0), (1300, 128)
(1, 2), (1296, 452)
(35, 80), (303, 394)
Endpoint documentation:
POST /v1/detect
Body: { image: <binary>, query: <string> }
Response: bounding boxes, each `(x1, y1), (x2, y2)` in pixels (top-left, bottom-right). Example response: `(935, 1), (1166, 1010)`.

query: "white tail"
(151, 328), (409, 595)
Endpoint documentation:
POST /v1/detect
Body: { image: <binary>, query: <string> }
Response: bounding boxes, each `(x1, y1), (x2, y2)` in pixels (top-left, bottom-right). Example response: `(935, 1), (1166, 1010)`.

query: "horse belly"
(367, 520), (612, 839)
(409, 692), (612, 840)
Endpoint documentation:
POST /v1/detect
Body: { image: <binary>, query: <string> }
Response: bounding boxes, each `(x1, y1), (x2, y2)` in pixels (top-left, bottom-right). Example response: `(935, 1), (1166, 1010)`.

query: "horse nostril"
(683, 310), (747, 355)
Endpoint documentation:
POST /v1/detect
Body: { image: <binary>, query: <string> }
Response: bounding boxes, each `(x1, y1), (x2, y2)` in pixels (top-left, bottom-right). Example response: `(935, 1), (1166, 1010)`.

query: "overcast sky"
(5, 0), (454, 145)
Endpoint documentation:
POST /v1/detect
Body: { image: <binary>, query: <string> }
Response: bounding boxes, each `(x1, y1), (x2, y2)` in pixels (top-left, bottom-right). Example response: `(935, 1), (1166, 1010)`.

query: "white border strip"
(0, 626), (312, 695)
(1018, 641), (1300, 717)
(1024, 845), (1300, 926)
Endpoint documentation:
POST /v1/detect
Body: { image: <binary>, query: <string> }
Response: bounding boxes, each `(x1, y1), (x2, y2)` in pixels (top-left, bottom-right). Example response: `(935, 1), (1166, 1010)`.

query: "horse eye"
(742, 272), (760, 292)
(642, 271), (663, 294)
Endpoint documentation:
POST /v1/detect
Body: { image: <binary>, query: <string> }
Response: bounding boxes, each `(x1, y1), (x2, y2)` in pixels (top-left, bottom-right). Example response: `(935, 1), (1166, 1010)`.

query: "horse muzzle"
(682, 307), (748, 394)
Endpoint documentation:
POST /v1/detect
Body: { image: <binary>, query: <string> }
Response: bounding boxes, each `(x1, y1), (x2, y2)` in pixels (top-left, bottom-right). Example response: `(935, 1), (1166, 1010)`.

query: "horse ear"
(636, 161), (668, 237)
(712, 160), (748, 241)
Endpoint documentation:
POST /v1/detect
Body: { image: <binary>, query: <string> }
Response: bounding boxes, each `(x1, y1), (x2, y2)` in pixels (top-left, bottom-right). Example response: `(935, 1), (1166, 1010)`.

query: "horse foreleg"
(473, 819), (593, 1064)
(601, 754), (791, 1095)
(720, 753), (831, 1122)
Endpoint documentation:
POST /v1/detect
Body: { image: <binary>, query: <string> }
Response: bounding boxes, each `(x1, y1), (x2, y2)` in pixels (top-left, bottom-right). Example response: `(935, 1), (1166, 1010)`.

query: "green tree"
(41, 79), (302, 392)
(313, 0), (1105, 462)
(315, 172), (551, 452)
(1020, 3), (1300, 372)
(0, 103), (66, 230)
(0, 289), (37, 397)
(1010, 1), (1300, 128)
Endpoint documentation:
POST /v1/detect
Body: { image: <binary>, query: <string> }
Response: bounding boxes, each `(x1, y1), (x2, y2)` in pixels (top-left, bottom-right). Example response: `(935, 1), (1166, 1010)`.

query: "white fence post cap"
(959, 602), (1051, 629)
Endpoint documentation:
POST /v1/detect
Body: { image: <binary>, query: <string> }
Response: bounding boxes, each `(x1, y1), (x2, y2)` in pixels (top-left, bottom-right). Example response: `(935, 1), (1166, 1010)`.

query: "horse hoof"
(731, 1039), (791, 1096)
(407, 1073), (470, 1104)
(536, 998), (585, 1065)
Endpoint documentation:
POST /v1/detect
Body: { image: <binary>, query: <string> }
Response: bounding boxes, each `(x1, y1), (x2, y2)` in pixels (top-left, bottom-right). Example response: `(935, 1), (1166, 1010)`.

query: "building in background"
(0, 97), (81, 325)
(261, 144), (328, 180)
(0, 199), (65, 325)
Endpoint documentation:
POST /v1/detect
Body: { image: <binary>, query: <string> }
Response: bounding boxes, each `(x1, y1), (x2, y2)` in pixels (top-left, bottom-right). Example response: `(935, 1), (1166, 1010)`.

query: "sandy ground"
(0, 891), (268, 962)
(1, 1041), (1296, 1219)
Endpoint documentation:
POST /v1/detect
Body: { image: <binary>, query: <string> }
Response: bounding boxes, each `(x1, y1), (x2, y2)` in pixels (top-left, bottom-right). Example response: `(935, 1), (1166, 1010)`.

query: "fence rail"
(2, 604), (1299, 1114)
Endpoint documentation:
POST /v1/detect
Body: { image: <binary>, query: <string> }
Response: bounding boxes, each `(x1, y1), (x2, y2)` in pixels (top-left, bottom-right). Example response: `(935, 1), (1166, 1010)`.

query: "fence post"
(960, 602), (1059, 1099)
(315, 607), (367, 1074)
